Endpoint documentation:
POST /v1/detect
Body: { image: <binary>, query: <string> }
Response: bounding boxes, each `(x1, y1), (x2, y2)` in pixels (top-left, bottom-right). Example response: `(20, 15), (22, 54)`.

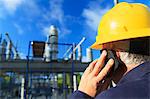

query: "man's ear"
(116, 51), (120, 58)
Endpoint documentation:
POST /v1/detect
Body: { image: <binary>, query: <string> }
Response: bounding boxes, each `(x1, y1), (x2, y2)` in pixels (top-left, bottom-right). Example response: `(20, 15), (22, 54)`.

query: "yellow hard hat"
(91, 2), (150, 50)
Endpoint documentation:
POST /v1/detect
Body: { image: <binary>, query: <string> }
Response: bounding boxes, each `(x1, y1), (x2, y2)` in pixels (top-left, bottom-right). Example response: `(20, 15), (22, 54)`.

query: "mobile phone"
(101, 50), (123, 78)
(96, 50), (124, 93)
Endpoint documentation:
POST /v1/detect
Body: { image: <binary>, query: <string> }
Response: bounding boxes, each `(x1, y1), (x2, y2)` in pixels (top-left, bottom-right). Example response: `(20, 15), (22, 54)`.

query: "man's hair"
(119, 52), (150, 65)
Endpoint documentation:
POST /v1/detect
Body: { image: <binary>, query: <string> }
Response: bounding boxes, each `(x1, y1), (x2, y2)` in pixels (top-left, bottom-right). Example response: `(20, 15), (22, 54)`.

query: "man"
(71, 2), (150, 99)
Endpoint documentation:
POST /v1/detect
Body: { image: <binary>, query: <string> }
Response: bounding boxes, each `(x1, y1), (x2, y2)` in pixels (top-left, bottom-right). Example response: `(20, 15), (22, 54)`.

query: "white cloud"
(43, 26), (50, 36)
(14, 23), (23, 35)
(49, 0), (64, 23)
(0, 7), (4, 19)
(42, 0), (71, 38)
(82, 1), (111, 40)
(0, 0), (24, 14)
(0, 0), (41, 37)
(23, 0), (40, 18)
(0, 0), (71, 38)
(82, 7), (109, 31)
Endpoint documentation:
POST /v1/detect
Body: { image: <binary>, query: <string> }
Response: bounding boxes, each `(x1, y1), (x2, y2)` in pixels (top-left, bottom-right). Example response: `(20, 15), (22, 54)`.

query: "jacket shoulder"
(96, 78), (149, 99)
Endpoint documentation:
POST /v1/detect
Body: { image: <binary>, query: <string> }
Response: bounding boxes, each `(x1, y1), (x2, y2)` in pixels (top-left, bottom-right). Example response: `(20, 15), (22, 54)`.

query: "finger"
(83, 59), (98, 76)
(96, 59), (114, 82)
(88, 59), (98, 71)
(91, 50), (107, 76)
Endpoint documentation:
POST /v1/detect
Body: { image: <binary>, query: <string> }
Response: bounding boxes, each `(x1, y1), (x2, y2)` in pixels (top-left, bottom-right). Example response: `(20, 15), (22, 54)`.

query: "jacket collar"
(118, 61), (150, 85)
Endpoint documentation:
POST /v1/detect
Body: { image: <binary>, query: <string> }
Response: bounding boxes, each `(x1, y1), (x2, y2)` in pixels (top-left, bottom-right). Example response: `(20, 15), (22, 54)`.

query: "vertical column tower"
(43, 35), (51, 62)
(86, 48), (93, 62)
(49, 25), (58, 60)
(0, 39), (7, 61)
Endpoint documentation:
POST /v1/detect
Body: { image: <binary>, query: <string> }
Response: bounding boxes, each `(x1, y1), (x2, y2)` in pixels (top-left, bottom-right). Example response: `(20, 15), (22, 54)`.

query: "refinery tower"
(44, 25), (58, 62)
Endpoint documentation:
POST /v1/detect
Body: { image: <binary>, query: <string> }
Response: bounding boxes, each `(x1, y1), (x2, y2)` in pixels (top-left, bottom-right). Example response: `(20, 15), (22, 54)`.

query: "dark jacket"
(71, 62), (150, 99)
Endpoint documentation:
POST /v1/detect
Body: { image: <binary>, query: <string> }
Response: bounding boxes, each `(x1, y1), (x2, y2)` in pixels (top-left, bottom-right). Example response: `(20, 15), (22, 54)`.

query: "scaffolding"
(24, 41), (89, 99)
(0, 40), (90, 99)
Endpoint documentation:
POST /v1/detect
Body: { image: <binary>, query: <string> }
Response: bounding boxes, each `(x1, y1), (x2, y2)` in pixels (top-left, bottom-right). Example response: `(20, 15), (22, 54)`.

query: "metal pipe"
(73, 43), (76, 60)
(73, 75), (77, 91)
(77, 45), (82, 61)
(25, 41), (31, 99)
(0, 33), (2, 43)
(63, 46), (72, 58)
(5, 33), (20, 60)
(69, 37), (86, 59)
(73, 37), (85, 52)
(71, 44), (74, 92)
(21, 78), (25, 99)
(63, 72), (67, 99)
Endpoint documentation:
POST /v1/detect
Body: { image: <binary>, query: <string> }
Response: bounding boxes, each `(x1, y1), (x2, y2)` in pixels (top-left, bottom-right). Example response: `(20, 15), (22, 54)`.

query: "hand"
(78, 50), (114, 97)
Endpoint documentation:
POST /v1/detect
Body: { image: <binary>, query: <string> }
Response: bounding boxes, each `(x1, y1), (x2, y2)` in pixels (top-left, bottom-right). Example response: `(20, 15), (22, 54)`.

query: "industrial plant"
(0, 25), (94, 99)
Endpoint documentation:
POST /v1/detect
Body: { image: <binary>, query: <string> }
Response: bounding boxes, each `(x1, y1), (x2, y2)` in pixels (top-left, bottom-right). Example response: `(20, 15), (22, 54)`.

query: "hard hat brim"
(91, 28), (150, 50)
(90, 42), (103, 50)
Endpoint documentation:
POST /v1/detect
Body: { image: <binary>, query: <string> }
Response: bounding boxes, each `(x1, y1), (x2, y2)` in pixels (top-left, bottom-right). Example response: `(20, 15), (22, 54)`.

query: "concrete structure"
(0, 60), (89, 73)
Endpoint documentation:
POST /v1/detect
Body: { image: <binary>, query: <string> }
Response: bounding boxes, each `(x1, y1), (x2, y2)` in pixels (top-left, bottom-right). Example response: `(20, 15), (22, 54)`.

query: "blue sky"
(0, 0), (150, 60)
